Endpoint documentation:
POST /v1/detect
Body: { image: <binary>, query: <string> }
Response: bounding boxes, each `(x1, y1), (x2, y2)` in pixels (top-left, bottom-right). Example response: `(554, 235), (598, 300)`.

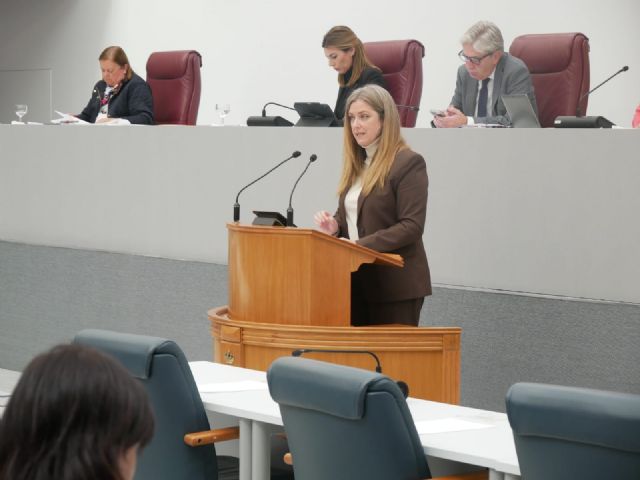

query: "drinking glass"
(215, 103), (231, 126)
(15, 104), (28, 123)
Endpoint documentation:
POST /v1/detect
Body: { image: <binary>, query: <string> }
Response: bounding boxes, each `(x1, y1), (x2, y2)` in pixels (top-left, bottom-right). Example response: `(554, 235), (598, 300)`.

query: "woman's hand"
(95, 116), (116, 124)
(314, 210), (338, 236)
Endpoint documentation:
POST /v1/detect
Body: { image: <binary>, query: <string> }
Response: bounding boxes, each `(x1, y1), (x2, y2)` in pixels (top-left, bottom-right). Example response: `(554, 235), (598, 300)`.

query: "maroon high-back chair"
(146, 50), (202, 125)
(509, 33), (590, 128)
(363, 40), (425, 128)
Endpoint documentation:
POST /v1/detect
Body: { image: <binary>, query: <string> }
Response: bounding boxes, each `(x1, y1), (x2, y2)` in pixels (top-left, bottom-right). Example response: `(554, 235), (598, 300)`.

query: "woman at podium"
(75, 46), (154, 125)
(322, 26), (386, 122)
(314, 85), (431, 326)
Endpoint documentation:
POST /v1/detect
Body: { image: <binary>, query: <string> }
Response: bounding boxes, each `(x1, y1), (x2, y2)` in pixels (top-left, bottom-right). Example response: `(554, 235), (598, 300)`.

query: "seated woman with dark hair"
(76, 45), (154, 125)
(0, 344), (154, 480)
(322, 26), (386, 122)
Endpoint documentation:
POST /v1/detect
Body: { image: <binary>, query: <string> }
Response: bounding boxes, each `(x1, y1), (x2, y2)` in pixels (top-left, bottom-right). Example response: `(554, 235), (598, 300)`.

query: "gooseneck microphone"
(233, 150), (301, 222)
(291, 348), (382, 373)
(262, 102), (297, 117)
(286, 154), (317, 227)
(577, 65), (629, 116)
(291, 348), (410, 398)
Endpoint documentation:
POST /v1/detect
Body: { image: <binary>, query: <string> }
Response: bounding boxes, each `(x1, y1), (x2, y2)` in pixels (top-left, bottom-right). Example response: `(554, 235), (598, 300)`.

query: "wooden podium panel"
(212, 224), (461, 403)
(228, 224), (402, 327)
(210, 307), (461, 404)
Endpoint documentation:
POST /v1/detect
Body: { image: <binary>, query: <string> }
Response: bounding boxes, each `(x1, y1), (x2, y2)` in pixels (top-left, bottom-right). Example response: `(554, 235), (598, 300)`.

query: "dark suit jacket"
(451, 53), (537, 126)
(334, 66), (386, 120)
(77, 73), (154, 125)
(335, 148), (431, 303)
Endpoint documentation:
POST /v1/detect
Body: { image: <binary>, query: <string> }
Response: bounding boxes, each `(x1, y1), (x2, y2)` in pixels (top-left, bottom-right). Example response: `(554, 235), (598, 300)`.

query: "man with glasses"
(434, 21), (536, 128)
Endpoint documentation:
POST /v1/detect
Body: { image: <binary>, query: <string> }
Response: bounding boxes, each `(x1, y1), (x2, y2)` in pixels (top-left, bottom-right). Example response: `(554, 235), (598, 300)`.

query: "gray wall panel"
(2, 240), (638, 412)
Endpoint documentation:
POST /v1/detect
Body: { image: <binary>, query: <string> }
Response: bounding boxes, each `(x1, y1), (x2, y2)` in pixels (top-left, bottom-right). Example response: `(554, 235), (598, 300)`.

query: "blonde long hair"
(338, 85), (407, 196)
(322, 26), (379, 88)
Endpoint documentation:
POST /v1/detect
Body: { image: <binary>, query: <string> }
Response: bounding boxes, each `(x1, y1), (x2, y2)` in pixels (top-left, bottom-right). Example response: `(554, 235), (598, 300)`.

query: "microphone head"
(309, 154), (318, 162)
(396, 380), (409, 399)
(622, 65), (629, 72)
(292, 151), (302, 158)
(291, 349), (303, 357)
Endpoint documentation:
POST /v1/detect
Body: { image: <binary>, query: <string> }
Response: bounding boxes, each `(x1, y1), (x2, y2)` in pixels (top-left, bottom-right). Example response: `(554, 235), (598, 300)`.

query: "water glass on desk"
(15, 104), (28, 123)
(215, 103), (231, 126)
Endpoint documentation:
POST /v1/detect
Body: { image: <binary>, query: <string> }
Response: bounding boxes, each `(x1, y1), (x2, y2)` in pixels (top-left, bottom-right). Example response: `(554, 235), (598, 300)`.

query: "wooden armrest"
(183, 426), (240, 447)
(432, 470), (488, 480)
(283, 452), (293, 466)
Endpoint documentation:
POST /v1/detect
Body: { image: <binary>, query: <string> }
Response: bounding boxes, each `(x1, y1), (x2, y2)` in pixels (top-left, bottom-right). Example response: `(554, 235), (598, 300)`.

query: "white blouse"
(345, 141), (378, 240)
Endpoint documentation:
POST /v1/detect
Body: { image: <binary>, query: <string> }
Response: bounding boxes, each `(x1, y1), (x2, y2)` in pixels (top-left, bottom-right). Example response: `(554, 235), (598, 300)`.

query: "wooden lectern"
(209, 224), (460, 403)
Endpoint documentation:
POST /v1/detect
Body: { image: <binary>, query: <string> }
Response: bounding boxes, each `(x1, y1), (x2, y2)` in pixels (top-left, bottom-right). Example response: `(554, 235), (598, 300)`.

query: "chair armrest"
(183, 426), (240, 446)
(432, 471), (488, 480)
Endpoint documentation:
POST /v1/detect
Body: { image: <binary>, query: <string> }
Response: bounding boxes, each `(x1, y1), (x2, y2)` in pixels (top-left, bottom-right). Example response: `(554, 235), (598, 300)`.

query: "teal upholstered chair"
(267, 356), (431, 480)
(73, 329), (240, 480)
(507, 382), (640, 479)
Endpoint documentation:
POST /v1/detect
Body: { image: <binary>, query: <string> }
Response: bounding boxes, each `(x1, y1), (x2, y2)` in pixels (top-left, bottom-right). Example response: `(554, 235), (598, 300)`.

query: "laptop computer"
(501, 94), (541, 128)
(293, 102), (340, 127)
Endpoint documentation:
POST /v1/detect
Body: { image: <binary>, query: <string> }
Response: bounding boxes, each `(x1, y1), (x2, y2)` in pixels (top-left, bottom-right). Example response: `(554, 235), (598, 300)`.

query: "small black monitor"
(252, 210), (288, 227)
(293, 102), (340, 127)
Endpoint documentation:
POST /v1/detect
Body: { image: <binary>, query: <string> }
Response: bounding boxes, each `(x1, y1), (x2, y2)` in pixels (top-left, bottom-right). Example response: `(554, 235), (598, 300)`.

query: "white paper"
(51, 111), (89, 124)
(197, 380), (268, 393)
(414, 417), (493, 434)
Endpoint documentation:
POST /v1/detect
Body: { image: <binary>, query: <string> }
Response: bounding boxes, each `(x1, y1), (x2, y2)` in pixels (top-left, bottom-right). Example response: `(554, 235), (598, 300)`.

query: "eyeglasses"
(458, 50), (494, 65)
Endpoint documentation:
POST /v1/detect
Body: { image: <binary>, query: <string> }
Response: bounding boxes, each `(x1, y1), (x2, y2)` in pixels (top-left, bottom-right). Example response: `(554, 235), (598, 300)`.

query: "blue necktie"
(477, 78), (490, 118)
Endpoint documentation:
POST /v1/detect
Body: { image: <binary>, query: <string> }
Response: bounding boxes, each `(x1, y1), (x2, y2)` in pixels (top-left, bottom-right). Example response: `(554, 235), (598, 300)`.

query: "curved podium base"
(209, 306), (461, 403)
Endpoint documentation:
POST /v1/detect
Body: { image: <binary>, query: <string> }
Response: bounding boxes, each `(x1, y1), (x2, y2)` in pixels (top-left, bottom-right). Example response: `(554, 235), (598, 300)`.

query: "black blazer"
(77, 73), (154, 125)
(335, 148), (431, 302)
(334, 66), (386, 120)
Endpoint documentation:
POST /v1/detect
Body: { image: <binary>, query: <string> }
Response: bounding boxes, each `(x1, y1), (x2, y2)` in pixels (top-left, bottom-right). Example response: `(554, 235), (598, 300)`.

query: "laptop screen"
(501, 94), (540, 128)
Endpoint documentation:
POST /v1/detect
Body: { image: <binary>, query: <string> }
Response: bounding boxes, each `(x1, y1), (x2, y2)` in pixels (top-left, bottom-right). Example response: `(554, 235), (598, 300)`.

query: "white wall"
(1, 0), (639, 126)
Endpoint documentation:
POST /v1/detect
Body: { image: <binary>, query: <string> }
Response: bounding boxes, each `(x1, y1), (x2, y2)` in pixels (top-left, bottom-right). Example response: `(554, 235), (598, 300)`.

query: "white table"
(1, 363), (519, 479)
(190, 361), (520, 480)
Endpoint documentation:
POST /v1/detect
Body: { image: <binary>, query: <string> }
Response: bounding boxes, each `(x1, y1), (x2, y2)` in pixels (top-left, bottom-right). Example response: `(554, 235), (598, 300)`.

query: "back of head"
(461, 20), (504, 54)
(0, 344), (154, 480)
(99, 45), (134, 81)
(322, 25), (376, 86)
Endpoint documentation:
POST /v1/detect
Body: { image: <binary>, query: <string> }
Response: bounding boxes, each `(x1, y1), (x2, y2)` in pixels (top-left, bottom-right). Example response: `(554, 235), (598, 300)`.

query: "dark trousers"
(351, 288), (424, 326)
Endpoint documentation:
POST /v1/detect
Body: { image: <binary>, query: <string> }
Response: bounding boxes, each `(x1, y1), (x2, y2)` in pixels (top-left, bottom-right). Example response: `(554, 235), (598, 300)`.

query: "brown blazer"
(335, 148), (432, 302)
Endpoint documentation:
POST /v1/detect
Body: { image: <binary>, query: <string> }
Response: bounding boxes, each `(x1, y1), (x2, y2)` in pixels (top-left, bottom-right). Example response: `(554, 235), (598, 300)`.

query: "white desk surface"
(0, 362), (519, 476)
(189, 361), (520, 476)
